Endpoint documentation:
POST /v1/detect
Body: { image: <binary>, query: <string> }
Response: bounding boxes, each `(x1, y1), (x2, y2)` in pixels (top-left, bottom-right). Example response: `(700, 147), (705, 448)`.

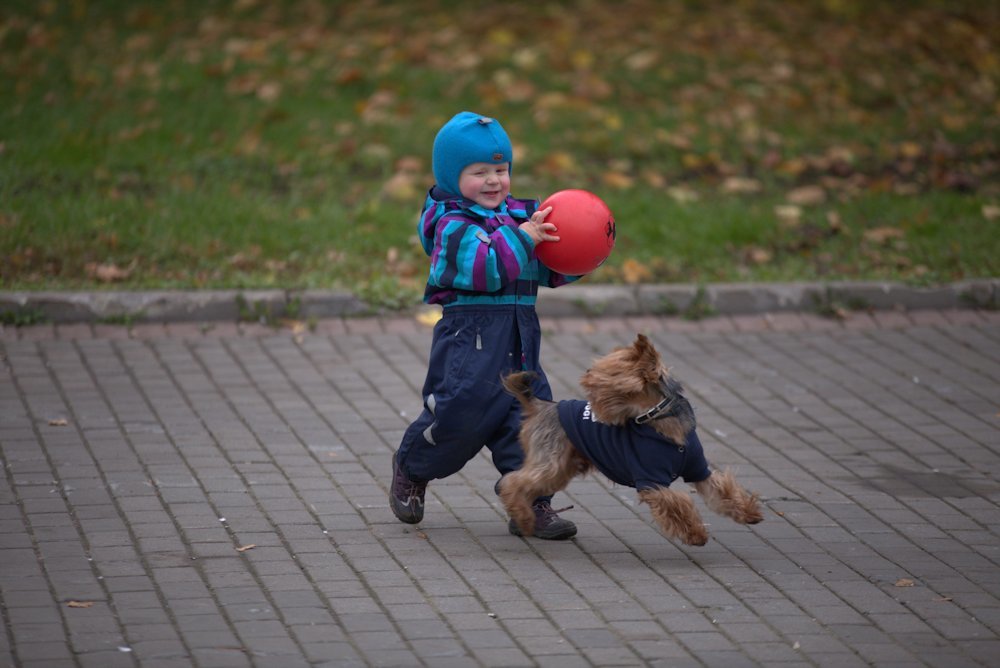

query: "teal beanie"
(432, 111), (513, 198)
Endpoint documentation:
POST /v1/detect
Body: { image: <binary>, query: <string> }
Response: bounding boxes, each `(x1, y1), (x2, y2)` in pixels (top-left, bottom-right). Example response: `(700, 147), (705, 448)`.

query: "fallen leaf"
(667, 186), (699, 203)
(745, 247), (773, 265)
(284, 321), (307, 336)
(416, 531), (428, 540)
(335, 67), (364, 86)
(895, 578), (915, 587)
(236, 544), (256, 552)
(898, 141), (923, 159)
(537, 151), (576, 175)
(863, 227), (905, 244)
(721, 177), (762, 194)
(85, 259), (137, 282)
(48, 418), (69, 426)
(774, 204), (802, 226)
(826, 211), (844, 232)
(621, 258), (652, 284)
(256, 81), (281, 102)
(602, 171), (634, 190)
(395, 156), (423, 173)
(779, 158), (808, 177)
(934, 596), (953, 602)
(382, 172), (419, 202)
(982, 205), (1000, 220)
(786, 185), (826, 206)
(641, 170), (666, 189)
(625, 49), (658, 71)
(67, 600), (93, 608)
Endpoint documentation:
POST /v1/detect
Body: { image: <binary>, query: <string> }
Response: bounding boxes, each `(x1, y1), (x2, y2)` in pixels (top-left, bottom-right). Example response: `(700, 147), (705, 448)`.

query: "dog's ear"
(632, 334), (662, 383)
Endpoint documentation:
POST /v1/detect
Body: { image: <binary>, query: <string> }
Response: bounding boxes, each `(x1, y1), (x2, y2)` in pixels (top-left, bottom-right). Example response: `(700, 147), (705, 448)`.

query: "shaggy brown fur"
(499, 334), (763, 545)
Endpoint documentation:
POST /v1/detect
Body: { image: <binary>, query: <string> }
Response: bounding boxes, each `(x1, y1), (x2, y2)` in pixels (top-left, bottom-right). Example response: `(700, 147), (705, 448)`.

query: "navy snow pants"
(395, 305), (552, 484)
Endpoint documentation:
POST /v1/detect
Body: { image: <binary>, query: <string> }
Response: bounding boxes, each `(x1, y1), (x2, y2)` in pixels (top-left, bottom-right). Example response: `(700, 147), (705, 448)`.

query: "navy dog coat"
(557, 399), (711, 490)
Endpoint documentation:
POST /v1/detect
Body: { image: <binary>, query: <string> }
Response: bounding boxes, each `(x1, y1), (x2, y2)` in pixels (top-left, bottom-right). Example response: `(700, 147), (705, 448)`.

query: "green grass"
(2, 0), (998, 301)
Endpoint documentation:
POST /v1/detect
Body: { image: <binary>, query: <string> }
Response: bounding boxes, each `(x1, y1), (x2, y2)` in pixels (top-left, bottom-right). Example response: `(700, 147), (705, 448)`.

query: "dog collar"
(634, 377), (680, 425)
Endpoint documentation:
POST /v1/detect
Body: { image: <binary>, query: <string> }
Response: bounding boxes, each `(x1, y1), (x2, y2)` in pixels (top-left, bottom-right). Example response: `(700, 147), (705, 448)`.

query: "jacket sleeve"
(428, 214), (536, 293)
(539, 264), (583, 288)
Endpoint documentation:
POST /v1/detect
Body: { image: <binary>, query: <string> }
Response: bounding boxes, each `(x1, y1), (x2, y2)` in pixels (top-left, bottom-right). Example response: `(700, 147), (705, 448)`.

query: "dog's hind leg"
(638, 487), (708, 546)
(694, 470), (763, 525)
(498, 471), (542, 536)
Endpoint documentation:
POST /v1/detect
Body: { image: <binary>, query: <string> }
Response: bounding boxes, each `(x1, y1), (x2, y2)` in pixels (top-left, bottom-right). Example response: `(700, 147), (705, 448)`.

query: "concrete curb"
(1, 279), (997, 323)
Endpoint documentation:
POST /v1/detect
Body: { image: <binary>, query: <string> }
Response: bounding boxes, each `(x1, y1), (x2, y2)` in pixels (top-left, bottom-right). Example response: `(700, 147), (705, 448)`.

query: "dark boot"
(508, 498), (577, 540)
(390, 452), (427, 524)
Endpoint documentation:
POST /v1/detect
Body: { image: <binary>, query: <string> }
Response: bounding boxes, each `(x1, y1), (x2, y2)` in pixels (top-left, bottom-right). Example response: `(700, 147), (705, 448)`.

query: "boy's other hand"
(520, 206), (560, 246)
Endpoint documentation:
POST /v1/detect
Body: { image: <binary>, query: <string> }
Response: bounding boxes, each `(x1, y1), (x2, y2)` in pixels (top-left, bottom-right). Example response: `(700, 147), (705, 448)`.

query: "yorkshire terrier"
(499, 334), (763, 545)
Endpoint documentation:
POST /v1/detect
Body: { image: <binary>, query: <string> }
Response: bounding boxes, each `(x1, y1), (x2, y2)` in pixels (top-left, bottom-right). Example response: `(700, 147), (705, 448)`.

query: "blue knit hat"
(432, 111), (513, 198)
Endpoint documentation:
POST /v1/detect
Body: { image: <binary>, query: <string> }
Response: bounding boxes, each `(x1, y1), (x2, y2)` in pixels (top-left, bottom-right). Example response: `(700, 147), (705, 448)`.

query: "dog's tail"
(501, 371), (538, 409)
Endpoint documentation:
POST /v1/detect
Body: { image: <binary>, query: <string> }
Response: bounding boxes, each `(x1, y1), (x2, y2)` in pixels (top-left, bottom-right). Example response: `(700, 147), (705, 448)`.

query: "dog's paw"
(683, 527), (709, 546)
(742, 495), (764, 524)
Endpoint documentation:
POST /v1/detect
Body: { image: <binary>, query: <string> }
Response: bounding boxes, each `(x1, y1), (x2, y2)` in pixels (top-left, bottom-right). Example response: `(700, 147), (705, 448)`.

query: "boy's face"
(458, 162), (510, 209)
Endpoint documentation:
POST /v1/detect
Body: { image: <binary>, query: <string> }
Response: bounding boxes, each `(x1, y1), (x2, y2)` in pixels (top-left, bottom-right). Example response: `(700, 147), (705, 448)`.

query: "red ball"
(535, 189), (616, 275)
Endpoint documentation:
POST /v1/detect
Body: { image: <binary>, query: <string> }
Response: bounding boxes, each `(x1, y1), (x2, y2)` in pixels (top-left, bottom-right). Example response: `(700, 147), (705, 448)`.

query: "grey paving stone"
(1, 314), (998, 667)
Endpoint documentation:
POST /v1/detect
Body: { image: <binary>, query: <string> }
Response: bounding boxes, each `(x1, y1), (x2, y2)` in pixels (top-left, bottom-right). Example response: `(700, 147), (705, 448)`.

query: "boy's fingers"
(533, 206), (553, 222)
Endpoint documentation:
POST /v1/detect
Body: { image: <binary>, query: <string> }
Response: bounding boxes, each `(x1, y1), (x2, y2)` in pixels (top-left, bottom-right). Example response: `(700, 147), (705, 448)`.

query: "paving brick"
(1, 315), (997, 667)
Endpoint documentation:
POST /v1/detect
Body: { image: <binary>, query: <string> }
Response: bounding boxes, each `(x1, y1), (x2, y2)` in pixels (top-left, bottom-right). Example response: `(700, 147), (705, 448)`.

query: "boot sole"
(508, 519), (577, 540)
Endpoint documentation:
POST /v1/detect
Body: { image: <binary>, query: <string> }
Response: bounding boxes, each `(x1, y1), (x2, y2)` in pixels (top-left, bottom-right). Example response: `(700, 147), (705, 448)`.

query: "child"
(390, 111), (580, 540)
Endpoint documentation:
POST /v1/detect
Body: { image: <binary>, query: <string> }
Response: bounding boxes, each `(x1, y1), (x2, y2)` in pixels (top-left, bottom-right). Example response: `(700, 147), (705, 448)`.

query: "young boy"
(389, 111), (580, 540)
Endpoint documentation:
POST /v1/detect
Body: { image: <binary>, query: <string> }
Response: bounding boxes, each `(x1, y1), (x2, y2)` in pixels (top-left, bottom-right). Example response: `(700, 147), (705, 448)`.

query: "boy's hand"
(519, 206), (560, 246)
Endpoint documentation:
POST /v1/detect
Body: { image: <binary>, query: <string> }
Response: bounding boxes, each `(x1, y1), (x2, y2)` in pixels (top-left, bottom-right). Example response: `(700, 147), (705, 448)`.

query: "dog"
(499, 334), (763, 545)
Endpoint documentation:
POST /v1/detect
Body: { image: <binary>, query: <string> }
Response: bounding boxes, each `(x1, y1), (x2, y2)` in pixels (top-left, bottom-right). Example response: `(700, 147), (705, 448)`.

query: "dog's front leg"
(638, 487), (708, 546)
(693, 470), (763, 525)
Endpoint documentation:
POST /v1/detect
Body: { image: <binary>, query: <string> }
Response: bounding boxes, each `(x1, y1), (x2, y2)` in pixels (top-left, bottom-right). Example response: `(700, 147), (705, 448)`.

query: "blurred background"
(1, 0), (998, 307)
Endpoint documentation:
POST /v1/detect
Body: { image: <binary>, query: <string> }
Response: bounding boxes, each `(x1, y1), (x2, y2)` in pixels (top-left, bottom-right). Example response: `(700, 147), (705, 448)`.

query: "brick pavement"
(1, 309), (998, 667)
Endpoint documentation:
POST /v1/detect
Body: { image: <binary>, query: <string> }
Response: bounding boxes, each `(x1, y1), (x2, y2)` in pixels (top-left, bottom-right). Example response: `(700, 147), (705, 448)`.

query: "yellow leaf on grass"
(85, 260), (137, 282)
(625, 49), (658, 71)
(774, 205), (802, 226)
(602, 172), (634, 190)
(622, 259), (652, 284)
(864, 227), (905, 244)
(898, 141), (923, 159)
(382, 172), (419, 202)
(745, 247), (773, 265)
(668, 186), (699, 203)
(722, 177), (762, 195)
(256, 82), (281, 102)
(786, 185), (826, 206)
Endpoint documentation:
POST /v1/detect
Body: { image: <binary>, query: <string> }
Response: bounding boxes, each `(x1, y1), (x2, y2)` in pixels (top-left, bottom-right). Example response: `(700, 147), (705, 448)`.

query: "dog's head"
(580, 334), (695, 443)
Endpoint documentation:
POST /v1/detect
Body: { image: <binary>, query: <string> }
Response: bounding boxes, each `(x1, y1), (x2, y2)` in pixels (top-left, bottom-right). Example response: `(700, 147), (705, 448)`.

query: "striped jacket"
(417, 187), (579, 307)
